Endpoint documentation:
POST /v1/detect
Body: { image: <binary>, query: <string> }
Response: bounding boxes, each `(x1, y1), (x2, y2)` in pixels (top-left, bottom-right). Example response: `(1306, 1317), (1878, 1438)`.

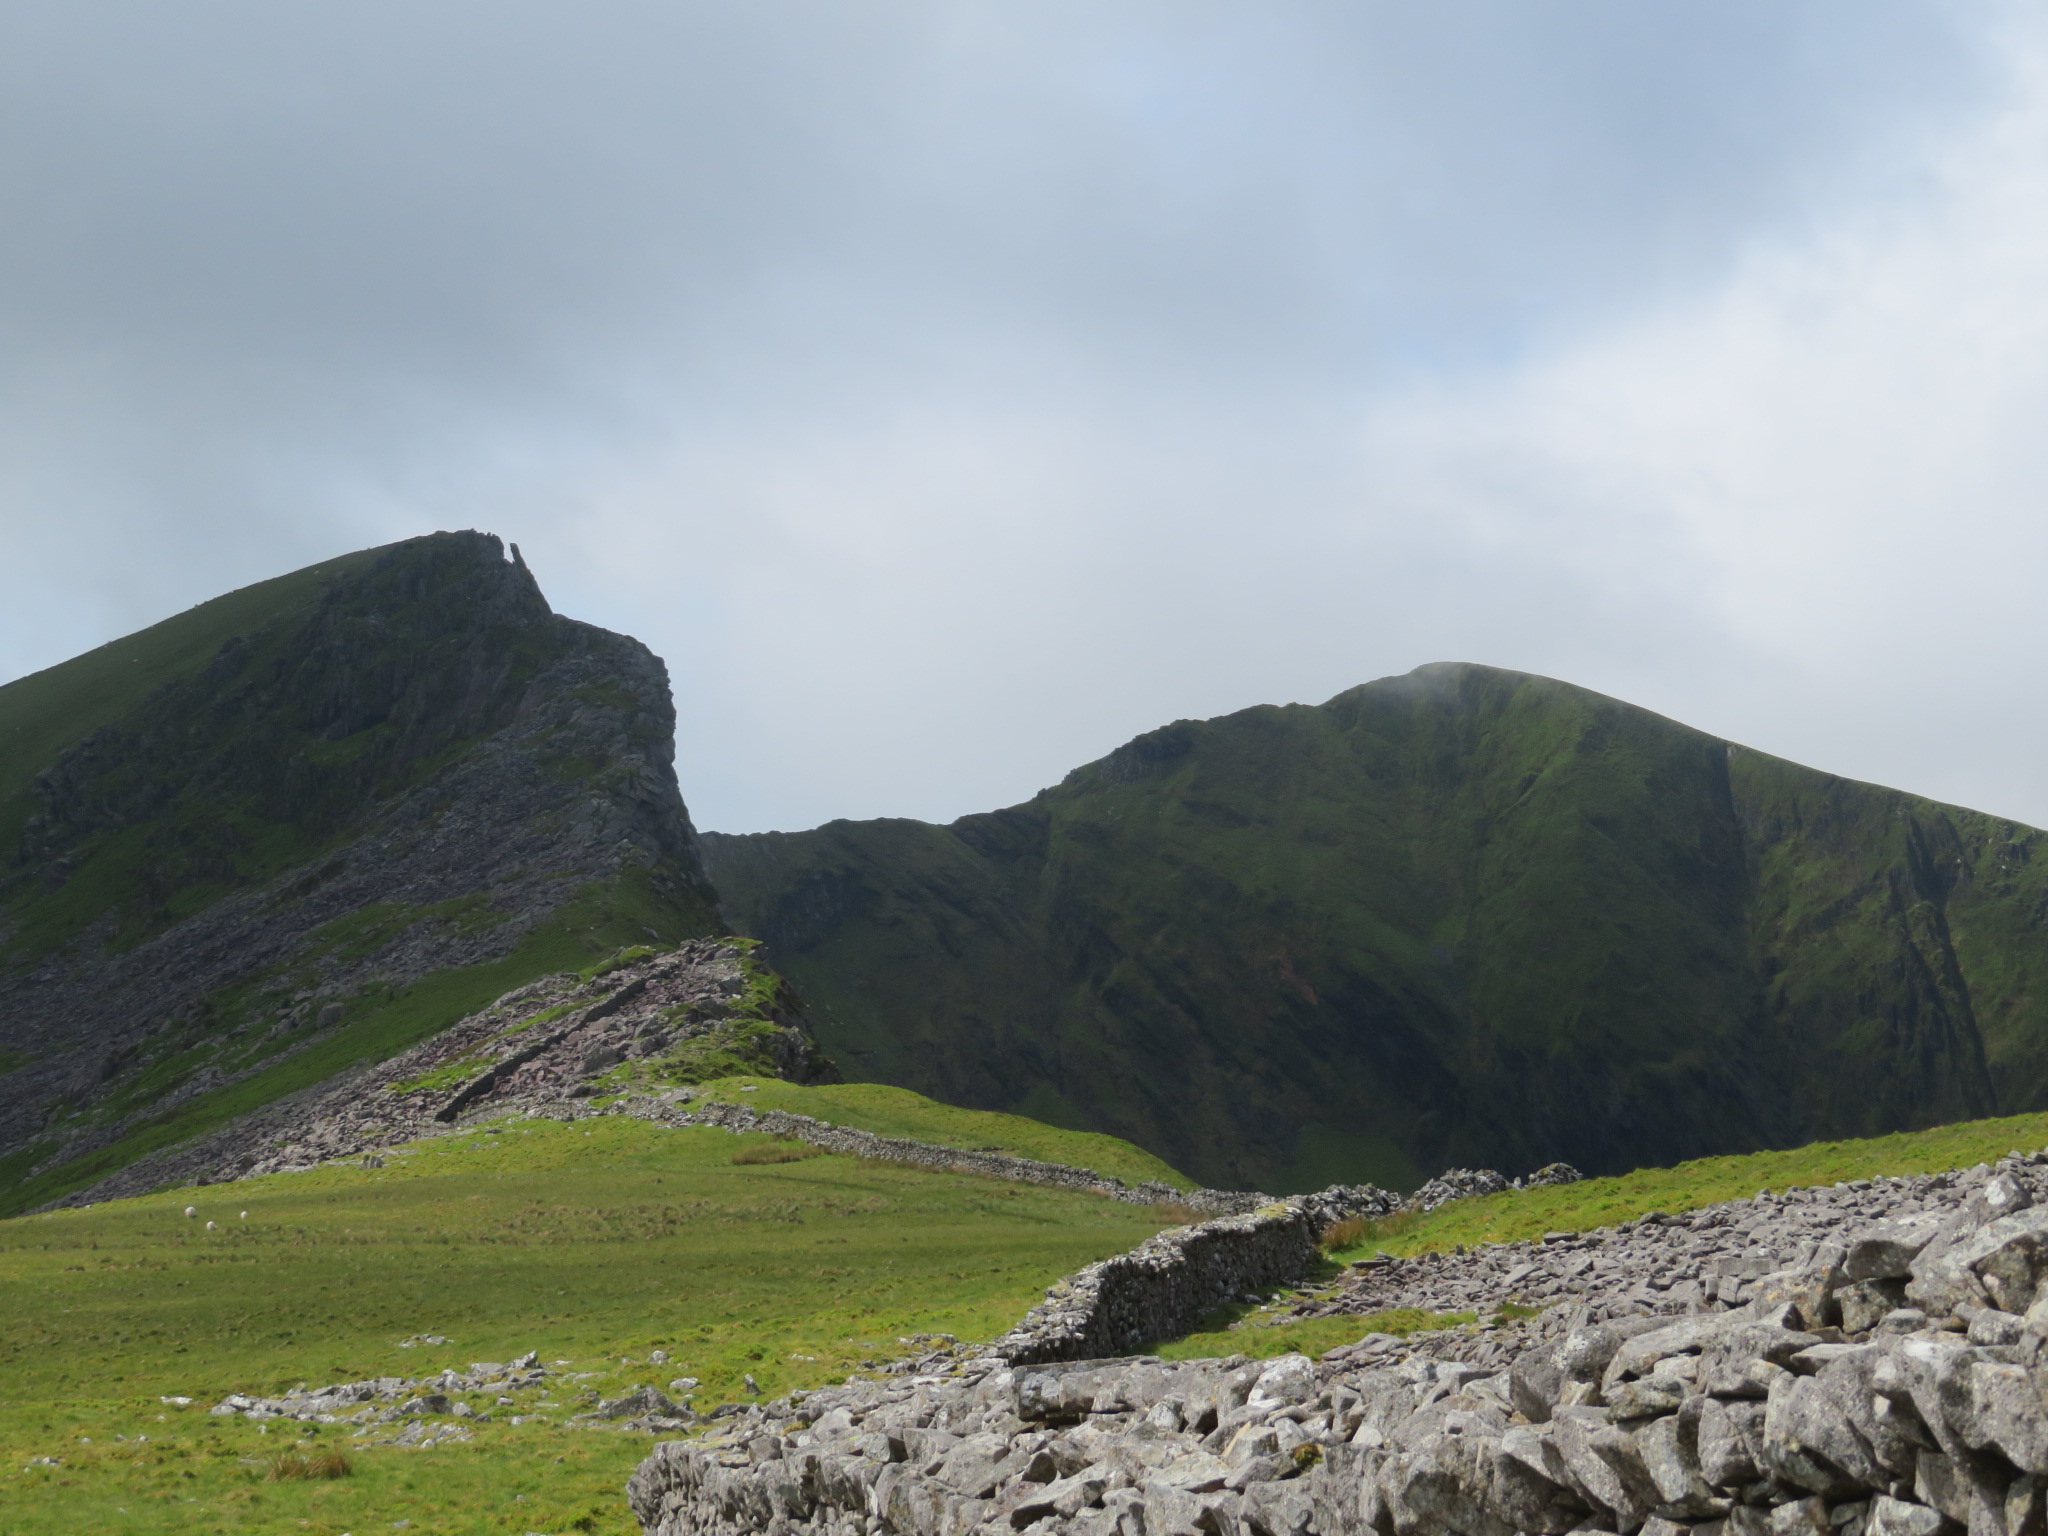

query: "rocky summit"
(628, 1151), (2048, 1536)
(0, 531), (724, 1213)
(705, 664), (2048, 1192)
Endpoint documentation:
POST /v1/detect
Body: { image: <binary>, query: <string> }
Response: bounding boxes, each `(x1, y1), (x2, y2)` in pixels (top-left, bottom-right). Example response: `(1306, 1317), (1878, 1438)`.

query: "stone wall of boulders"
(666, 1099), (1577, 1372)
(665, 1099), (1270, 1215)
(672, 1104), (1423, 1368)
(990, 1203), (1329, 1367)
(628, 1148), (2048, 1536)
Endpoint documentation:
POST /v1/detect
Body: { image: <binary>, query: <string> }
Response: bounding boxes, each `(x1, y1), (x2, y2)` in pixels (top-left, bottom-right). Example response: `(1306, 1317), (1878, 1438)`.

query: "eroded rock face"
(629, 1152), (2048, 1536)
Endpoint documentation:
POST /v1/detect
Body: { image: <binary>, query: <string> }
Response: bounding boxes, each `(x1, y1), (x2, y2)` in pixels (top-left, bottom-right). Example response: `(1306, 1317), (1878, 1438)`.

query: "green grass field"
(0, 1115), (1180, 1536)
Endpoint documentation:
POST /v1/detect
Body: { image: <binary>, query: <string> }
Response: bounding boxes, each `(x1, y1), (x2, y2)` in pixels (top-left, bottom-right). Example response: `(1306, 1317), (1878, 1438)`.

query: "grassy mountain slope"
(704, 663), (2048, 1191)
(0, 548), (380, 859)
(0, 533), (724, 1211)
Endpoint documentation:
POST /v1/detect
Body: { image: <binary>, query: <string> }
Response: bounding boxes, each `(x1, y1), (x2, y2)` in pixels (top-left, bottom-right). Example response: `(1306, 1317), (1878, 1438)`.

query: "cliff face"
(702, 664), (2048, 1192)
(0, 532), (722, 1211)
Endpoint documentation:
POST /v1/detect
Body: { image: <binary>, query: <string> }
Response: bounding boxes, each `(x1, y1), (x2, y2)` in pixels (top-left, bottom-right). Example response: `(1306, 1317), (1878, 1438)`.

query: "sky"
(1, 1), (2044, 834)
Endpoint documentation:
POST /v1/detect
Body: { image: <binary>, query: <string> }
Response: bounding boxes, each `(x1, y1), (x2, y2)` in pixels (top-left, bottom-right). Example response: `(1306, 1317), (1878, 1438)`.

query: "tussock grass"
(266, 1448), (351, 1481)
(730, 1137), (828, 1165)
(1317, 1216), (1369, 1253)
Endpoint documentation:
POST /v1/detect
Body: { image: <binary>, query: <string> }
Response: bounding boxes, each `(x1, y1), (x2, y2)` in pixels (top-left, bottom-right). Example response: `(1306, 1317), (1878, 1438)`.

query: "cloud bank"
(0, 0), (2037, 831)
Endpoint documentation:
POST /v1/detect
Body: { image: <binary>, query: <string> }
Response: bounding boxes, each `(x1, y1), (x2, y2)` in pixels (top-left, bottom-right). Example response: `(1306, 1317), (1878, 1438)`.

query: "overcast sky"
(3, 1), (2044, 833)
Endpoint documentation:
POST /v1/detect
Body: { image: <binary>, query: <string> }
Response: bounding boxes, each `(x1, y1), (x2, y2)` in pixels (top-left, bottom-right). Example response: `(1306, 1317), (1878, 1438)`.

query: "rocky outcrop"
(628, 1151), (2048, 1536)
(48, 938), (832, 1205)
(203, 1350), (563, 1448)
(0, 532), (723, 1207)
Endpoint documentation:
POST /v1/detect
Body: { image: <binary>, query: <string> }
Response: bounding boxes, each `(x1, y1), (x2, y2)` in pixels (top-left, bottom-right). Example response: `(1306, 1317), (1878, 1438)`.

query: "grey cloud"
(0, 0), (2018, 830)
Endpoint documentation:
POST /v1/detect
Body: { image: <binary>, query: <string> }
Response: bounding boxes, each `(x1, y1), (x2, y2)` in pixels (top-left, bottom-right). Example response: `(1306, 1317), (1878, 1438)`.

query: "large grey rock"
(1143, 1481), (1240, 1536)
(1879, 1334), (1982, 1462)
(1911, 1448), (1973, 1526)
(1239, 1477), (1317, 1536)
(1376, 1434), (1515, 1536)
(1866, 1496), (1949, 1536)
(1960, 1360), (2048, 1475)
(1510, 1343), (1567, 1423)
(1699, 1395), (1766, 1489)
(1247, 1356), (1319, 1409)
(1697, 1324), (1820, 1397)
(1551, 1414), (1660, 1530)
(1601, 1317), (1724, 1396)
(1560, 1319), (1669, 1386)
(1635, 1401), (1719, 1515)
(1752, 1264), (1845, 1332)
(1492, 1425), (1592, 1534)
(1842, 1280), (1912, 1333)
(1847, 1217), (1950, 1282)
(1760, 1362), (1886, 1495)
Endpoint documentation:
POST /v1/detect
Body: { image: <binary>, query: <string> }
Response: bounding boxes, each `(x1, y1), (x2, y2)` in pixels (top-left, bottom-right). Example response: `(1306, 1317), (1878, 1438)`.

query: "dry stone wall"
(671, 1100), (1303, 1217)
(629, 1149), (2048, 1536)
(989, 1204), (1329, 1366)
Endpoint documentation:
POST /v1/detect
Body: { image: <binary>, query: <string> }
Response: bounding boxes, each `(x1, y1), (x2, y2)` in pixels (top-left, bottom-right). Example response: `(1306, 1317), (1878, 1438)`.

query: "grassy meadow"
(0, 1114), (1179, 1536)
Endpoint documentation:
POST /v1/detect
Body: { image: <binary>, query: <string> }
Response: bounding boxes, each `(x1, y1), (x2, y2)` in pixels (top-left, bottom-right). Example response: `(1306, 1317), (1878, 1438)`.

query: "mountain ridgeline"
(0, 532), (724, 1213)
(9, 535), (2048, 1210)
(704, 664), (2048, 1192)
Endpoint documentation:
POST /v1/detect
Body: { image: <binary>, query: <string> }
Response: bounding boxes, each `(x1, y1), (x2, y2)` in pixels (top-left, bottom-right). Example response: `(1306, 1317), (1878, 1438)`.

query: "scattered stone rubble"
(1286, 1172), (1961, 1324)
(629, 1149), (2048, 1536)
(1407, 1166), (1587, 1216)
(207, 1351), (549, 1445)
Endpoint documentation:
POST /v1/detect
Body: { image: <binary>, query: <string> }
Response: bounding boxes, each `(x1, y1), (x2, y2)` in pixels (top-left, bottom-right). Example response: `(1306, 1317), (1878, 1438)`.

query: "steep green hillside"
(0, 534), (723, 1210)
(0, 548), (381, 856)
(704, 663), (2048, 1191)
